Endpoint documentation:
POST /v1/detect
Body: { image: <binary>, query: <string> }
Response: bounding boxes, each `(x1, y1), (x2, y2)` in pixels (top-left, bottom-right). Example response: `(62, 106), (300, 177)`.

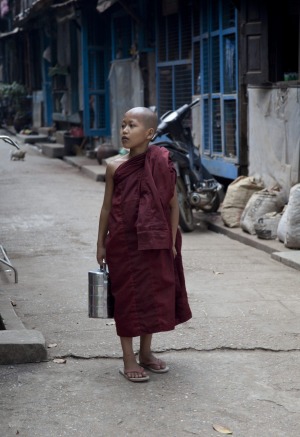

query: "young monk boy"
(96, 107), (192, 382)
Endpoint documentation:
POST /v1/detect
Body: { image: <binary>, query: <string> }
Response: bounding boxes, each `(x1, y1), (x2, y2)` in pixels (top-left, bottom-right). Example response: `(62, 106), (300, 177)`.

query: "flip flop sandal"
(139, 361), (169, 374)
(119, 368), (150, 382)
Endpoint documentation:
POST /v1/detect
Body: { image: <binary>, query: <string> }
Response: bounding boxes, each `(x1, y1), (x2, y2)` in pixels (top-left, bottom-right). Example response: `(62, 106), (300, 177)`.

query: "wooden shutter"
(240, 0), (268, 85)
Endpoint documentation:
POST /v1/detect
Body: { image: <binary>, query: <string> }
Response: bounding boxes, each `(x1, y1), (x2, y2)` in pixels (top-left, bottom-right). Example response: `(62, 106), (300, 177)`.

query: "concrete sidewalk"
(1, 137), (300, 364)
(1, 137), (300, 436)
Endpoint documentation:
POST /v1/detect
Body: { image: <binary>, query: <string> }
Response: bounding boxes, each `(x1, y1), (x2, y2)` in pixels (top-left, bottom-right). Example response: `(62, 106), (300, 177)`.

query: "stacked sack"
(277, 183), (300, 249)
(240, 186), (287, 236)
(221, 176), (264, 228)
(221, 176), (300, 246)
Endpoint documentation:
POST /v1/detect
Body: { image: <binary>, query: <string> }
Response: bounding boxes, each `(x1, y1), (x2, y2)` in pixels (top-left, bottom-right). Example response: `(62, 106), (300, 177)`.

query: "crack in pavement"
(50, 346), (300, 361)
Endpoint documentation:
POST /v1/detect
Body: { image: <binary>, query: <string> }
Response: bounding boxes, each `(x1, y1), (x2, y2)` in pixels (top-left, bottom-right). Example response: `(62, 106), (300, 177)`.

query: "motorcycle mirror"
(160, 111), (178, 123)
(189, 98), (200, 108)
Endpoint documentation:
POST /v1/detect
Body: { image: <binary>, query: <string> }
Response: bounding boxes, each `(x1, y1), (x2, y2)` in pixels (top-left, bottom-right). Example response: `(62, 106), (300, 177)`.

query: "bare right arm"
(96, 163), (114, 266)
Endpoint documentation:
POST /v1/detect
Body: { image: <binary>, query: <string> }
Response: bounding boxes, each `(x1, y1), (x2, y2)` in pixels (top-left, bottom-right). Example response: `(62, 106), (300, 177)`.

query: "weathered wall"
(248, 85), (300, 197)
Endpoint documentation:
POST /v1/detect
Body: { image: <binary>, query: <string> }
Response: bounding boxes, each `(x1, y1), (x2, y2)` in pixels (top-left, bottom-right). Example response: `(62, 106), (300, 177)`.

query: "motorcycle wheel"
(176, 177), (194, 232)
(201, 192), (221, 213)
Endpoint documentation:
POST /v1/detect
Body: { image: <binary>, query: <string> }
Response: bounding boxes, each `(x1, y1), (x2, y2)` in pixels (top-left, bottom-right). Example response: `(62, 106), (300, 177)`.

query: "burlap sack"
(221, 176), (264, 228)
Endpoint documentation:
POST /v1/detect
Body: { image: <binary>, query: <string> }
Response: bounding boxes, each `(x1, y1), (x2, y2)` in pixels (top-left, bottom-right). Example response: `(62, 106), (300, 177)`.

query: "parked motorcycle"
(151, 98), (224, 232)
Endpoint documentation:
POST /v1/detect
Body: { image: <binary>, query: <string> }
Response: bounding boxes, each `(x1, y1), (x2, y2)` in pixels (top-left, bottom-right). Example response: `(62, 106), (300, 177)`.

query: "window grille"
(157, 1), (192, 116)
(112, 14), (133, 59)
(193, 0), (238, 161)
(84, 10), (109, 135)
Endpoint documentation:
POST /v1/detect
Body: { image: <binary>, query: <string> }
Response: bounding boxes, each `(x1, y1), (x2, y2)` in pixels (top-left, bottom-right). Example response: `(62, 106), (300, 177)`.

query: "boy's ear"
(147, 128), (154, 139)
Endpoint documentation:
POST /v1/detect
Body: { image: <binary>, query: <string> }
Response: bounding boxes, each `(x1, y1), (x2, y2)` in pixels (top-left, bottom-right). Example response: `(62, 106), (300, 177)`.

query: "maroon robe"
(106, 145), (192, 337)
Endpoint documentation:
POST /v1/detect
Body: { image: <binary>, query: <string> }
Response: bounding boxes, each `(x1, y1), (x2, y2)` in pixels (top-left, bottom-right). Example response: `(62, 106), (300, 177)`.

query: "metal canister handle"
(101, 261), (109, 275)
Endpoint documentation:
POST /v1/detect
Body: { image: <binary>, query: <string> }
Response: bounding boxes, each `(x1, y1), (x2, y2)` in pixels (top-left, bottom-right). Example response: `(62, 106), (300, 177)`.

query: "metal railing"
(0, 135), (20, 283)
(0, 246), (18, 283)
(0, 135), (20, 150)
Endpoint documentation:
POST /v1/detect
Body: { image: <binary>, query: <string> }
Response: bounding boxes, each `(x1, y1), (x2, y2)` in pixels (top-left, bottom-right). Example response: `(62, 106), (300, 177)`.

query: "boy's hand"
(97, 246), (106, 267)
(172, 245), (177, 258)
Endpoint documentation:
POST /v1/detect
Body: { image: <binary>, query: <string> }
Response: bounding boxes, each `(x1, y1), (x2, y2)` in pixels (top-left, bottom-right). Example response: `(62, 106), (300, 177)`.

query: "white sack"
(221, 176), (264, 228)
(277, 205), (288, 243)
(240, 187), (286, 235)
(285, 184), (300, 249)
(254, 211), (282, 240)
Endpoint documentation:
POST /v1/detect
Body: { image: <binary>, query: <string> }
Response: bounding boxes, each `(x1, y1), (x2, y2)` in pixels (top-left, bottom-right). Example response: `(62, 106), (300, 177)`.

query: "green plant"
(0, 81), (27, 112)
(0, 82), (31, 131)
(48, 64), (69, 76)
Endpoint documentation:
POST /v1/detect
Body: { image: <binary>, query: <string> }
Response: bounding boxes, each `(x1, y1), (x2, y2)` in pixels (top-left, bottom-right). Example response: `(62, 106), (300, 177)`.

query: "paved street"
(0, 135), (300, 437)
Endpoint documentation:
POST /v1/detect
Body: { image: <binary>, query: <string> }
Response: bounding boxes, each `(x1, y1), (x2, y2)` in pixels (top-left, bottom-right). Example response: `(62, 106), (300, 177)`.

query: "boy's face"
(120, 110), (154, 150)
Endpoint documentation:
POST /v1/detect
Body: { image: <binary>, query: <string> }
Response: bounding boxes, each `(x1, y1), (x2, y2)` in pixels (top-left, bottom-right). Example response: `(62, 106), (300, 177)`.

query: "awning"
(96, 0), (117, 13)
(0, 27), (22, 39)
(96, 0), (142, 25)
(51, 0), (78, 9)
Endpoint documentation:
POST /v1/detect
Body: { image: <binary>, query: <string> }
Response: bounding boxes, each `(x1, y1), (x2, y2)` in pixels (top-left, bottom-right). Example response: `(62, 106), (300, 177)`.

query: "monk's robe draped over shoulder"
(106, 145), (192, 337)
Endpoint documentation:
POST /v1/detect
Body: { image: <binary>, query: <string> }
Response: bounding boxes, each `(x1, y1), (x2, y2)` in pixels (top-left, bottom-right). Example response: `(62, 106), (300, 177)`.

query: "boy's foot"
(139, 357), (169, 374)
(119, 366), (150, 382)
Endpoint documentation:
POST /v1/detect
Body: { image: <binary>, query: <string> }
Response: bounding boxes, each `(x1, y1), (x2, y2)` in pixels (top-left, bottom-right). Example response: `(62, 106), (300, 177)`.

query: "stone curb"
(206, 216), (300, 270)
(271, 251), (300, 271)
(0, 296), (47, 365)
(207, 220), (279, 255)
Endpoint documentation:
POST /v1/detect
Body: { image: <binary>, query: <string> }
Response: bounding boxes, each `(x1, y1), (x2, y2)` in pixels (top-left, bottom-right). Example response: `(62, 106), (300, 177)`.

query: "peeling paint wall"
(248, 86), (300, 197)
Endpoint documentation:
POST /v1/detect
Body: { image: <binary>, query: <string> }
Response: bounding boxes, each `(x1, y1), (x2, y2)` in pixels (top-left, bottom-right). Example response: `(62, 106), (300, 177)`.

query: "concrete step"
(34, 143), (107, 181)
(81, 165), (106, 181)
(37, 126), (56, 136)
(63, 155), (106, 181)
(16, 133), (49, 144)
(39, 142), (65, 158)
(0, 296), (47, 364)
(63, 155), (99, 168)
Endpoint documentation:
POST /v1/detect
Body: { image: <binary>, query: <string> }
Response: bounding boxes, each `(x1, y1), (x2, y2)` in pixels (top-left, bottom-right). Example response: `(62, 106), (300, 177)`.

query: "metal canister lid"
(88, 268), (104, 286)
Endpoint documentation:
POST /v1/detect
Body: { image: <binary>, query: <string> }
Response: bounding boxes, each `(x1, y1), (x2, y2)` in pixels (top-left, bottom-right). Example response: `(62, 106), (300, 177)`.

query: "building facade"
(0, 0), (299, 188)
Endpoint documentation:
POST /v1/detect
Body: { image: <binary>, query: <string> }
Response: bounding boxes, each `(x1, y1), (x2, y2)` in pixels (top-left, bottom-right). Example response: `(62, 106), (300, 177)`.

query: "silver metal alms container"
(88, 264), (114, 318)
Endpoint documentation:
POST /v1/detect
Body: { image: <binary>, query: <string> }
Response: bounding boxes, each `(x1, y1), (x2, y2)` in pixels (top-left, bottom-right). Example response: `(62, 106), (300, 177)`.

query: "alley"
(0, 137), (300, 437)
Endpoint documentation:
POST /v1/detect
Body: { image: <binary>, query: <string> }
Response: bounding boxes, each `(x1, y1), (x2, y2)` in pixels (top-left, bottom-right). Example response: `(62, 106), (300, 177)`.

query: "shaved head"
(124, 107), (158, 131)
